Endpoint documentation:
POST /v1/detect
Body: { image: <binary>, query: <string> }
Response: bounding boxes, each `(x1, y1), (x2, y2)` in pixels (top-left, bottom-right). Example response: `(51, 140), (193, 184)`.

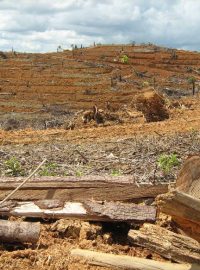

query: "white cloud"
(0, 0), (199, 52)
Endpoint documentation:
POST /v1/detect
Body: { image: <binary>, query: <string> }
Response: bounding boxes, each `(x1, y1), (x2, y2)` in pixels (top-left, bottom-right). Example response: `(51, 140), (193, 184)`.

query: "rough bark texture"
(0, 219), (40, 244)
(0, 200), (156, 222)
(176, 155), (200, 199)
(128, 224), (200, 264)
(0, 176), (168, 202)
(156, 189), (200, 242)
(70, 249), (199, 270)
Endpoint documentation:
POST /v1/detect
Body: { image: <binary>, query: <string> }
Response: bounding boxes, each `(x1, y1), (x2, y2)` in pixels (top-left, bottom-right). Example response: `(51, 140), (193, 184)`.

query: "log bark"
(0, 176), (168, 202)
(128, 224), (200, 264)
(0, 200), (156, 223)
(156, 189), (200, 242)
(70, 248), (199, 270)
(0, 219), (40, 244)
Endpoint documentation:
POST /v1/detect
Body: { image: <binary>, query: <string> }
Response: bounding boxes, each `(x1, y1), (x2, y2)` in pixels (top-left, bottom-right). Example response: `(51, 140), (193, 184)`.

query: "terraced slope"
(0, 44), (199, 132)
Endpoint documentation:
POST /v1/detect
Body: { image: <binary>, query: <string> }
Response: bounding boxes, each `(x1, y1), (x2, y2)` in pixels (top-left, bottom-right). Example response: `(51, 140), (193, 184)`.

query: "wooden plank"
(70, 249), (199, 270)
(0, 200), (156, 222)
(156, 189), (200, 242)
(0, 220), (40, 244)
(128, 224), (200, 264)
(0, 176), (168, 201)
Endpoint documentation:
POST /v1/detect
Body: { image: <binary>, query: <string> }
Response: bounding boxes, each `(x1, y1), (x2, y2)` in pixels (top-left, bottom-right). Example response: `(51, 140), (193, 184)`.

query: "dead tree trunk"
(0, 219), (40, 244)
(162, 155), (200, 241)
(175, 155), (200, 199)
(128, 223), (200, 264)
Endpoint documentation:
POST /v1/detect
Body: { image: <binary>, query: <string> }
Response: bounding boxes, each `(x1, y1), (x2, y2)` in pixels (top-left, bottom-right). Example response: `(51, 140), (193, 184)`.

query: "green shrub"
(120, 55), (129, 64)
(4, 157), (24, 176)
(157, 154), (180, 174)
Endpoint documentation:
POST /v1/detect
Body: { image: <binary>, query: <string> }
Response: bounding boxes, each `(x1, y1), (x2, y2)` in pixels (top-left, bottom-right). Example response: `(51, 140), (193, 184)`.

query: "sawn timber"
(0, 175), (168, 202)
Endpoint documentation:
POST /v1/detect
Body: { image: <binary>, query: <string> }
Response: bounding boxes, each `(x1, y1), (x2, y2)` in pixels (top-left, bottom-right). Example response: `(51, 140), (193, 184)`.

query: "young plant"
(142, 81), (149, 88)
(39, 162), (57, 176)
(157, 154), (180, 175)
(4, 157), (24, 176)
(120, 55), (129, 64)
(75, 170), (84, 177)
(187, 76), (196, 95)
(111, 169), (121, 176)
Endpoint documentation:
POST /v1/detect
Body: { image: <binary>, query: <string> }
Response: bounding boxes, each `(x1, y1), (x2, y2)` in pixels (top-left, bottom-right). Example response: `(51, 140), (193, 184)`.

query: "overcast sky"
(0, 0), (199, 52)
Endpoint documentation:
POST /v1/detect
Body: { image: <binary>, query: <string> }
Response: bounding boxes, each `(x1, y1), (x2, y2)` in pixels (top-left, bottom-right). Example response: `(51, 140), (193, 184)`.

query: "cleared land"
(0, 44), (200, 270)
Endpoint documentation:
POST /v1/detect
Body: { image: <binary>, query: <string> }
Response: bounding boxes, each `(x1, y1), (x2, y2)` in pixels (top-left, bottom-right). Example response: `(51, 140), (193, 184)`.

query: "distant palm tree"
(188, 77), (196, 95)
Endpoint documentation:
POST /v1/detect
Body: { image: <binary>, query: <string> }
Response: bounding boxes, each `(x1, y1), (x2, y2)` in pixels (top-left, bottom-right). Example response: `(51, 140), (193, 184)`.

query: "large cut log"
(176, 155), (200, 199)
(157, 190), (200, 224)
(157, 156), (200, 242)
(128, 224), (200, 264)
(0, 176), (168, 202)
(156, 189), (200, 242)
(0, 219), (40, 244)
(70, 249), (199, 270)
(0, 200), (156, 222)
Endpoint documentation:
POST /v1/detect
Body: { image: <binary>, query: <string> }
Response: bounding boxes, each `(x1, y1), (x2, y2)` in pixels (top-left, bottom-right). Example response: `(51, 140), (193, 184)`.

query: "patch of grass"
(111, 169), (122, 176)
(4, 157), (25, 176)
(75, 170), (84, 177)
(39, 162), (58, 176)
(157, 153), (180, 174)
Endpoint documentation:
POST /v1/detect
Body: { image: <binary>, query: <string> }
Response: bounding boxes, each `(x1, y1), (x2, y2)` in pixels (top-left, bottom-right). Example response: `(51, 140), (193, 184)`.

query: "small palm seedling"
(187, 77), (196, 95)
(120, 55), (129, 64)
(111, 169), (121, 176)
(4, 157), (25, 176)
(157, 154), (180, 175)
(39, 162), (58, 176)
(75, 170), (84, 177)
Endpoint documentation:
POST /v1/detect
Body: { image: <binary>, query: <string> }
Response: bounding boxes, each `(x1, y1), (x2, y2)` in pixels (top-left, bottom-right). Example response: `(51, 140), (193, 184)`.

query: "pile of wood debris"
(0, 156), (199, 269)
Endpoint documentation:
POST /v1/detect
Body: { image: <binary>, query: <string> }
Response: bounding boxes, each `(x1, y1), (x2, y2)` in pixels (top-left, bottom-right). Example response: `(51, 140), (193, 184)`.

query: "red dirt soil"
(0, 44), (200, 144)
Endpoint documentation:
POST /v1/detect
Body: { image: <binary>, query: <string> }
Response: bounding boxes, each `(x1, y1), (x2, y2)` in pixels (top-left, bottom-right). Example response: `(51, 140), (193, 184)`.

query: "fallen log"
(70, 249), (199, 270)
(0, 176), (168, 202)
(156, 189), (200, 242)
(0, 219), (40, 244)
(0, 200), (156, 222)
(128, 223), (200, 264)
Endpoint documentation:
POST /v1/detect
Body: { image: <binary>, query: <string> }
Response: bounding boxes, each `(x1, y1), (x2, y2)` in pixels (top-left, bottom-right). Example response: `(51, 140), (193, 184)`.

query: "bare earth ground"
(0, 44), (200, 269)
